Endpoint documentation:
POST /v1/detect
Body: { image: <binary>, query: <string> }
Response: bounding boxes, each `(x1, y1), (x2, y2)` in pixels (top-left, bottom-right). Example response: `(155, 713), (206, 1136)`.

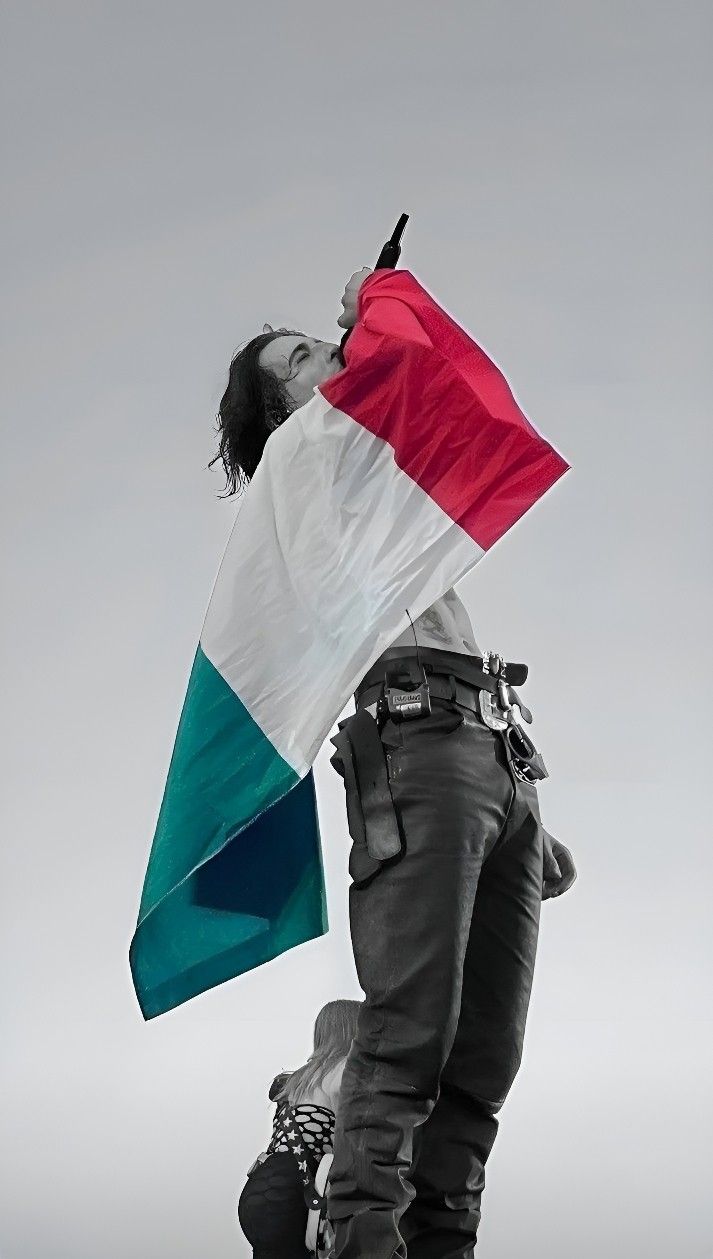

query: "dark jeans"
(328, 699), (545, 1259)
(238, 1152), (310, 1259)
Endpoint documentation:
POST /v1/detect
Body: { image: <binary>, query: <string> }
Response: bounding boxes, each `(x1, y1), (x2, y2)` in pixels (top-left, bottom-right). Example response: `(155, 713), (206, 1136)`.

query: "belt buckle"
(478, 689), (509, 731)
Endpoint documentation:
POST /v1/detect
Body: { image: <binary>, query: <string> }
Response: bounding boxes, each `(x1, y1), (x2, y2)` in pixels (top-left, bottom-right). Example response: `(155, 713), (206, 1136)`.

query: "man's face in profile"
(258, 334), (344, 411)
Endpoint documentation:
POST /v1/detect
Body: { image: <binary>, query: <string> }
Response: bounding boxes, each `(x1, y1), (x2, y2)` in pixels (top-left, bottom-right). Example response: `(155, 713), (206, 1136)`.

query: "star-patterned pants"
(327, 696), (545, 1259)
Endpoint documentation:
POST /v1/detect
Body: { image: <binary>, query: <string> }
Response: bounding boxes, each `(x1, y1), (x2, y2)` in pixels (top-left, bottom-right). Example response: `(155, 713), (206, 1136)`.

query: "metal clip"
(498, 679), (513, 712)
(506, 702), (523, 728)
(482, 650), (504, 677)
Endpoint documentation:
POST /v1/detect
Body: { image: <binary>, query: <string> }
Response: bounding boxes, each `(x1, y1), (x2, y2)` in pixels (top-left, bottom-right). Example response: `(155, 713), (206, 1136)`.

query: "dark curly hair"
(210, 329), (302, 496)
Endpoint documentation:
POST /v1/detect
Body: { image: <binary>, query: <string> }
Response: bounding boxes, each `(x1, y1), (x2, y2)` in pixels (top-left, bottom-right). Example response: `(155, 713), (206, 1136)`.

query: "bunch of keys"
(478, 652), (516, 732)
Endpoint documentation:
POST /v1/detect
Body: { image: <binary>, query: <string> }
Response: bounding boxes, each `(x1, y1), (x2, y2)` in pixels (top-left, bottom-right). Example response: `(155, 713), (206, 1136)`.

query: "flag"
(130, 269), (569, 1019)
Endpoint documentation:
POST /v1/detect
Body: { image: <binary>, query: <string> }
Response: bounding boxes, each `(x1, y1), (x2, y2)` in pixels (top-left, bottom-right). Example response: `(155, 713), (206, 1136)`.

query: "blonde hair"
(276, 999), (361, 1105)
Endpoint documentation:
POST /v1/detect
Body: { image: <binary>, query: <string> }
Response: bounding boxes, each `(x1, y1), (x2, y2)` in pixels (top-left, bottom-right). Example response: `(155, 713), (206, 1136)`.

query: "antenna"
(405, 608), (424, 678)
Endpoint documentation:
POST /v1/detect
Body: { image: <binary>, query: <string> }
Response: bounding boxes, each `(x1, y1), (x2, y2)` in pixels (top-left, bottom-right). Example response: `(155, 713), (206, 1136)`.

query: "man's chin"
(314, 356), (346, 392)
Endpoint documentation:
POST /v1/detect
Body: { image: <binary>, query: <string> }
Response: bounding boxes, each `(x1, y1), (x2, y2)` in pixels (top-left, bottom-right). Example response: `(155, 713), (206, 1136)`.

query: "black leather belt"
(356, 645), (526, 694)
(354, 647), (532, 722)
(353, 666), (546, 783)
(332, 657), (545, 885)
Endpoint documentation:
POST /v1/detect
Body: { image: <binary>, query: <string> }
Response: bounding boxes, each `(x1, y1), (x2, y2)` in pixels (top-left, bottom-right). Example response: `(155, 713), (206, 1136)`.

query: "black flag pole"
(339, 212), (410, 354)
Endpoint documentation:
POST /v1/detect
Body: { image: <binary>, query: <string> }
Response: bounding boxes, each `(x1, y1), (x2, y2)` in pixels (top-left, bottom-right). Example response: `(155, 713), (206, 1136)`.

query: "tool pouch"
(329, 709), (403, 885)
(502, 721), (549, 783)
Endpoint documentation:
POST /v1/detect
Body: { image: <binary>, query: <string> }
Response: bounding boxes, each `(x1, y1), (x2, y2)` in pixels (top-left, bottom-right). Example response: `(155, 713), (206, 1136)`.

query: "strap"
(305, 1152), (334, 1256)
(364, 645), (529, 688)
(269, 1072), (291, 1101)
(330, 710), (402, 867)
(357, 673), (477, 714)
(356, 672), (534, 726)
(277, 1101), (324, 1212)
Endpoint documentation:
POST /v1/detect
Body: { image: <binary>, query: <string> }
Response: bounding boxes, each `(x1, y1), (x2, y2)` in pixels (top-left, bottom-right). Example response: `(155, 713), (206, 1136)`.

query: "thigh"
(443, 778), (545, 1106)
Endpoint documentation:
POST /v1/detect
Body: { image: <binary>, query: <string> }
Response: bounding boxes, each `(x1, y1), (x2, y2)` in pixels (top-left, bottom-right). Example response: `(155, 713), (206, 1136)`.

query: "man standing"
(212, 268), (576, 1258)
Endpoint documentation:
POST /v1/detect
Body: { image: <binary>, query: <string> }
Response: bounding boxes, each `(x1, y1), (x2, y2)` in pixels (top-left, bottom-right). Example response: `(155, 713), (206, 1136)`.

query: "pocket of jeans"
(385, 747), (398, 784)
(429, 703), (467, 733)
(383, 707), (465, 788)
(396, 703), (466, 747)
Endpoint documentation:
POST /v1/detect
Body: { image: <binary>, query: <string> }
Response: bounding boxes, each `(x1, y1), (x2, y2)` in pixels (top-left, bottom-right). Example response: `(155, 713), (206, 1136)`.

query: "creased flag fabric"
(130, 270), (569, 1019)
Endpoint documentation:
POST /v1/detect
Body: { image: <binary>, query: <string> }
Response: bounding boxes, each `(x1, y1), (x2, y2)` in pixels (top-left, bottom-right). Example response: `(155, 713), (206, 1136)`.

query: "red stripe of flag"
(321, 271), (569, 551)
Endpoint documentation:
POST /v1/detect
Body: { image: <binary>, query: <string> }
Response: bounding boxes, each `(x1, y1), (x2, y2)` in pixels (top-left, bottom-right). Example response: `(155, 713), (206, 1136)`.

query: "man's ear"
(262, 323), (274, 334)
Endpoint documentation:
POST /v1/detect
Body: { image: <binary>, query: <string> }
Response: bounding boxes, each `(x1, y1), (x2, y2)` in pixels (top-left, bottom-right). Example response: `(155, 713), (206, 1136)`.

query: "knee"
(348, 1010), (456, 1104)
(384, 1014), (459, 1097)
(453, 1034), (525, 1116)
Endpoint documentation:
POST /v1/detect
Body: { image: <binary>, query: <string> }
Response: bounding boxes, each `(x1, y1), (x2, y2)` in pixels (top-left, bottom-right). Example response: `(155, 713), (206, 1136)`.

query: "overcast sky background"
(1, 2), (711, 1257)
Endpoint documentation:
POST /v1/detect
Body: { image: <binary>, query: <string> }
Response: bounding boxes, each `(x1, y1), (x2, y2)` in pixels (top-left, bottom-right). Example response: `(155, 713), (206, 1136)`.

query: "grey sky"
(1, 2), (711, 1257)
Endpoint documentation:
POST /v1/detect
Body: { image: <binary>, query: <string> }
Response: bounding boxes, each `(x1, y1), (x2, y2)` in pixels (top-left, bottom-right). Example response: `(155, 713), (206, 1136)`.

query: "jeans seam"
(485, 735), (518, 860)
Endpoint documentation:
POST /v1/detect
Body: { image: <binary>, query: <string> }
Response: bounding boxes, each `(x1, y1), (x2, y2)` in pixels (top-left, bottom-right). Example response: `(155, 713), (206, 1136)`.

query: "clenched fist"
(337, 267), (374, 330)
(542, 832), (577, 900)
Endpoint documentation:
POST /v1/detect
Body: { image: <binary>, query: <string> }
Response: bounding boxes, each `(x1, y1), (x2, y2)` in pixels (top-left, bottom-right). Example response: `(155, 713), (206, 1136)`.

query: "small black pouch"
(502, 722), (549, 782)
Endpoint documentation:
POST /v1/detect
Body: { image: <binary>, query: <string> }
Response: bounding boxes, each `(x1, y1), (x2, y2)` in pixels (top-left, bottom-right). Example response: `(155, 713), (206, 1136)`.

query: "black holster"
(329, 709), (403, 885)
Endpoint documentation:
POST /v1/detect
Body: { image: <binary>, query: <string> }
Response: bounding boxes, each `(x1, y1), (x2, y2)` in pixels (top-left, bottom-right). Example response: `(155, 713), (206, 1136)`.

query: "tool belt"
(366, 646), (547, 784)
(354, 646), (534, 725)
(330, 649), (548, 885)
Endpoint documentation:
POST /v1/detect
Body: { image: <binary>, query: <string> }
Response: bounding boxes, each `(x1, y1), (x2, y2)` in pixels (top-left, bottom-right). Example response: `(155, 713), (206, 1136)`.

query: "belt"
(355, 648), (533, 725)
(332, 665), (545, 882)
(352, 673), (548, 786)
(356, 672), (486, 719)
(357, 646), (528, 693)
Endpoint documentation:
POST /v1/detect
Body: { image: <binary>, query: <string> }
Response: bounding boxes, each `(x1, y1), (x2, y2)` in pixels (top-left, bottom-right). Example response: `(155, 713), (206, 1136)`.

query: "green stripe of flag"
(130, 645), (328, 1019)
